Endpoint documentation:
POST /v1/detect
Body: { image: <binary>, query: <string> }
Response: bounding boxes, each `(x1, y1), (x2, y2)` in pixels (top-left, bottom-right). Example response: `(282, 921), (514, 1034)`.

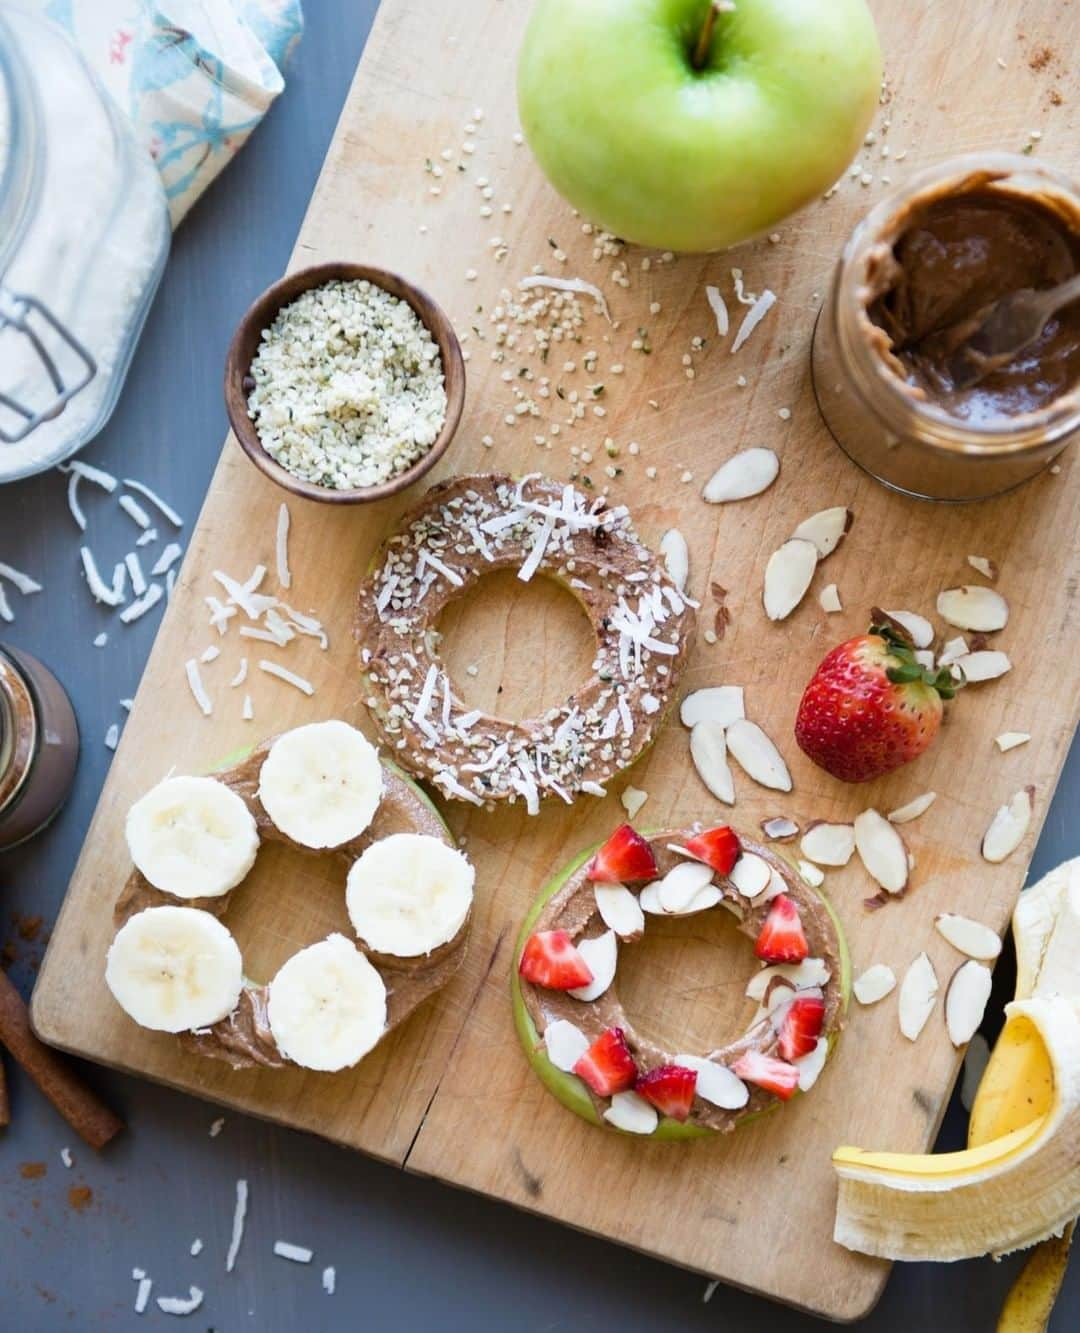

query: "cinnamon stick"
(0, 969), (123, 1149)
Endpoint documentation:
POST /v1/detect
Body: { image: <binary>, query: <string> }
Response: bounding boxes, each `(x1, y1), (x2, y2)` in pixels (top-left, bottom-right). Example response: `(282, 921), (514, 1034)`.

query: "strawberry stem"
(869, 612), (961, 701)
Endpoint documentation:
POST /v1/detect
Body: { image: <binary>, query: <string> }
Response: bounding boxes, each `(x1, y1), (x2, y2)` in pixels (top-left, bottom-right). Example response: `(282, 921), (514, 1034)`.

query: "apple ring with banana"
(513, 823), (849, 1137)
(355, 473), (695, 813)
(105, 720), (474, 1073)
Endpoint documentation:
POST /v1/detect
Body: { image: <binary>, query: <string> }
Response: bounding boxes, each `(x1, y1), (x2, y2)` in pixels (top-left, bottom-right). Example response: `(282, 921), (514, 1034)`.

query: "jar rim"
(833, 152), (1080, 459)
(0, 647), (37, 816)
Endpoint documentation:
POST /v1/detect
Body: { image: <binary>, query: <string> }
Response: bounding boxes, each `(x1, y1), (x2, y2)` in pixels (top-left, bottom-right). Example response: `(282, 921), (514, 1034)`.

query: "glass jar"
(0, 5), (170, 483)
(811, 154), (1079, 501)
(0, 644), (79, 850)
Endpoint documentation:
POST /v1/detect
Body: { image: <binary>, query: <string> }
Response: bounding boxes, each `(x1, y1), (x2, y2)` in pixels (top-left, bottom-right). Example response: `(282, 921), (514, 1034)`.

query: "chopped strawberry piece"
(777, 996), (826, 1060)
(732, 1050), (800, 1101)
(573, 1026), (638, 1096)
(634, 1064), (698, 1122)
(683, 825), (740, 876)
(519, 930), (593, 990)
(755, 894), (808, 963)
(587, 823), (658, 884)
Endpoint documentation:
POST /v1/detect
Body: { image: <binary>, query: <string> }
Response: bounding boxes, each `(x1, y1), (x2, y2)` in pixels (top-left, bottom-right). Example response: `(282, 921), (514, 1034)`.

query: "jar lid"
(0, 647), (37, 816)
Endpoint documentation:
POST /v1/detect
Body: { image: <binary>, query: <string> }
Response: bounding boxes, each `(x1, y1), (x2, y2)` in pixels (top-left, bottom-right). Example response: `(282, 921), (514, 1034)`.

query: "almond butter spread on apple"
(516, 824), (846, 1135)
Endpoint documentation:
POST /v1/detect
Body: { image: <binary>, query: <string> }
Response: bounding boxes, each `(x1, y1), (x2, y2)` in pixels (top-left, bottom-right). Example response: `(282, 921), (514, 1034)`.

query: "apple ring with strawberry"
(513, 823), (850, 1138)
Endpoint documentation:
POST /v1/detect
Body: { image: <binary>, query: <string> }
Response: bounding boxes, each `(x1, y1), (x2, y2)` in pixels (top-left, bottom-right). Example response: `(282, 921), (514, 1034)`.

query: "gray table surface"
(1, 3), (1076, 1328)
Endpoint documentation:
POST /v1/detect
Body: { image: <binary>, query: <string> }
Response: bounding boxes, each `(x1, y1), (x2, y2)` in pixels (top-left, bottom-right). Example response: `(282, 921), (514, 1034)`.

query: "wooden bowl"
(224, 262), (466, 504)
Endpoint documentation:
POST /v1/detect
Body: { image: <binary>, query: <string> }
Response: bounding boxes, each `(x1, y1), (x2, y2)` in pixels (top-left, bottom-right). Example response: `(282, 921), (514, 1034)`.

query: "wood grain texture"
(31, 0), (1078, 1319)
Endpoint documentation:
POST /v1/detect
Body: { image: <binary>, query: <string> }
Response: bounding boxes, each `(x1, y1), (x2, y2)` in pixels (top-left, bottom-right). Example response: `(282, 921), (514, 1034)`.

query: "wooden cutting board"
(32, 0), (1079, 1318)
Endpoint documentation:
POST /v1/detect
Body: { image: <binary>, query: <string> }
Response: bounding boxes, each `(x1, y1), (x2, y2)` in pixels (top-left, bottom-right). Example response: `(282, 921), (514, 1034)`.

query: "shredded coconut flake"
(209, 1118), (225, 1137)
(0, 584), (10, 623)
(273, 1240), (314, 1264)
(60, 1147), (73, 1168)
(152, 543), (183, 576)
(517, 274), (612, 322)
(134, 1275), (152, 1314)
(105, 723), (120, 751)
(136, 527), (157, 547)
(124, 551), (148, 597)
(225, 1178), (248, 1272)
(79, 546), (124, 606)
(119, 583), (163, 624)
(229, 659), (248, 687)
(705, 284), (729, 337)
(322, 1265), (336, 1295)
(276, 503), (292, 590)
(156, 1287), (203, 1316)
(123, 478), (183, 527)
(730, 289), (777, 354)
(258, 660), (314, 695)
(200, 645), (220, 664)
(242, 694), (254, 721)
(190, 1238), (203, 1257)
(118, 494), (152, 530)
(64, 459), (117, 491)
(184, 659), (213, 716)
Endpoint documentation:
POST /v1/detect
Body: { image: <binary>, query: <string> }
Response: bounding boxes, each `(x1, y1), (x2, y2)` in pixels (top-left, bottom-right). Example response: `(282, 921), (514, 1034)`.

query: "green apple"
(518, 0), (882, 252)
(511, 836), (852, 1138)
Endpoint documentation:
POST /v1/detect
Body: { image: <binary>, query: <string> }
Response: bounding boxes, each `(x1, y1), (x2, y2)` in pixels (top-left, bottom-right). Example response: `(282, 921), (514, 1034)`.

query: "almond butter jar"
(0, 645), (79, 850)
(811, 154), (1080, 501)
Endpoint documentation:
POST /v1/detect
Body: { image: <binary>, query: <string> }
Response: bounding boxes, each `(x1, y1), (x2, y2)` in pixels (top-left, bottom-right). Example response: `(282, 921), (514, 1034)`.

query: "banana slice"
(267, 934), (387, 1071)
(258, 720), (384, 849)
(346, 833), (474, 958)
(106, 906), (243, 1032)
(126, 775), (259, 898)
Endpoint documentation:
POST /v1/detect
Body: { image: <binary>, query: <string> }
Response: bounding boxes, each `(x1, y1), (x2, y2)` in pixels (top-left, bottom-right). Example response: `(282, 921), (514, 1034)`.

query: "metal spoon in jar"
(946, 273), (1080, 390)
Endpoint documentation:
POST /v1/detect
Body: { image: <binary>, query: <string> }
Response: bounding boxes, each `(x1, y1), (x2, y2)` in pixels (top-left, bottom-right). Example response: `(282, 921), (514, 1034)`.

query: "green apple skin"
(511, 833), (852, 1140)
(518, 0), (882, 252)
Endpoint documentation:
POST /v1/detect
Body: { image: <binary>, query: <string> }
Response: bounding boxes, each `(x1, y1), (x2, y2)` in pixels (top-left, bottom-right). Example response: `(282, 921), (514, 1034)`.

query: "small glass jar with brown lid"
(0, 644), (79, 850)
(811, 153), (1080, 501)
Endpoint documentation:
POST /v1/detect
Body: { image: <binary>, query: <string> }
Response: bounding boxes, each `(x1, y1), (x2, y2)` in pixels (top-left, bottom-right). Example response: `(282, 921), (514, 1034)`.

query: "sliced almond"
(745, 957), (830, 1001)
(966, 555), (998, 580)
(763, 538), (818, 621)
(853, 963), (897, 1005)
(725, 718), (792, 792)
(680, 884), (723, 915)
(914, 649), (935, 670)
(798, 859), (825, 887)
(603, 1089), (658, 1134)
(952, 650), (1011, 683)
(887, 791), (937, 824)
(791, 506), (852, 558)
(638, 882), (667, 915)
(883, 609), (934, 649)
(937, 635), (970, 667)
(702, 447), (779, 503)
(995, 731), (1031, 753)
(937, 585), (1009, 632)
(620, 785), (649, 820)
(960, 1033), (991, 1111)
(658, 861), (714, 913)
(761, 816), (799, 841)
(945, 960), (992, 1046)
(819, 582), (843, 614)
(690, 720), (735, 804)
(934, 913), (1002, 961)
(854, 809), (909, 894)
(660, 528), (689, 593)
(729, 852), (771, 898)
(543, 1019), (590, 1072)
(794, 1037), (829, 1091)
(766, 982), (824, 1030)
(981, 787), (1034, 863)
(762, 868), (787, 902)
(567, 931), (617, 1002)
(595, 884), (646, 940)
(673, 1054), (749, 1110)
(898, 952), (938, 1041)
(680, 685), (745, 729)
(799, 821), (855, 867)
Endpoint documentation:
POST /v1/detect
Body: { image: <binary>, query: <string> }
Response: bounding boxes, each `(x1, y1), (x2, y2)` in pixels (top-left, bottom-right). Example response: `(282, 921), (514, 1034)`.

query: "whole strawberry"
(794, 617), (959, 783)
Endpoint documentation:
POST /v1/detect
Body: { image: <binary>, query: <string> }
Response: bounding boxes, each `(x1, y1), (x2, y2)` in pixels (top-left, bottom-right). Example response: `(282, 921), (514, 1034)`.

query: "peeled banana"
(832, 858), (1080, 1264)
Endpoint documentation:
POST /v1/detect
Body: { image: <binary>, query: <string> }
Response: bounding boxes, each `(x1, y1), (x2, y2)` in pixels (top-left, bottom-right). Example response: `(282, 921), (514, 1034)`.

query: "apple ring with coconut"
(105, 720), (475, 1074)
(513, 823), (850, 1137)
(354, 473), (696, 813)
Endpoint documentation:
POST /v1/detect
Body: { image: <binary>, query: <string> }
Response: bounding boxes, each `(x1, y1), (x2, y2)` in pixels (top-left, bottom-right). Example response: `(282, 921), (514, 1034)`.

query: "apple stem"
(691, 0), (733, 70)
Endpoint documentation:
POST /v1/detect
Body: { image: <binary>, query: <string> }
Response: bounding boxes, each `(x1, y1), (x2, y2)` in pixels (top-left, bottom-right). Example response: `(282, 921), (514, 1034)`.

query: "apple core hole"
(221, 840), (353, 984)
(435, 570), (598, 722)
(615, 906), (760, 1056)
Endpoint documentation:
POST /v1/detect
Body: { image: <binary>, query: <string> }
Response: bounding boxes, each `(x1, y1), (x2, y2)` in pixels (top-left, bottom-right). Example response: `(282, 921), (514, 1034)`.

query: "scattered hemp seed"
(645, 466), (658, 479)
(649, 301), (662, 315)
(768, 232), (781, 243)
(703, 629), (718, 645)
(736, 374), (747, 387)
(513, 132), (524, 145)
(778, 407), (792, 420)
(628, 441), (640, 455)
(465, 268), (478, 281)
(680, 470), (693, 483)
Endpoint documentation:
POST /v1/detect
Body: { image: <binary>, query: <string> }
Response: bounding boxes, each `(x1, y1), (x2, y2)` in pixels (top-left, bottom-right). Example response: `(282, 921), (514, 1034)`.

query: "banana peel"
(997, 1222), (1075, 1333)
(832, 858), (1080, 1266)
